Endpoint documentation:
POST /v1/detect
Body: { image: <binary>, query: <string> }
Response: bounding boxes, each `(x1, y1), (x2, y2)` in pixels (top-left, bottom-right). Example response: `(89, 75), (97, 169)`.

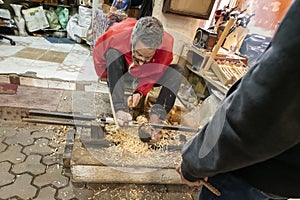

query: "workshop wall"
(236, 0), (292, 36)
(152, 1), (200, 62)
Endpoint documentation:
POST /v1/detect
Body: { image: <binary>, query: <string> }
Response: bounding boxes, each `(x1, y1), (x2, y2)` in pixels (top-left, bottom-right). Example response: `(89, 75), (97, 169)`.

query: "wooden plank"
(71, 165), (182, 184)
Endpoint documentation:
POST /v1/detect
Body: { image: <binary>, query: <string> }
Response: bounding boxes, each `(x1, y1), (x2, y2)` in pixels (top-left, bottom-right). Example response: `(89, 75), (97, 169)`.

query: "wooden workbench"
(69, 126), (196, 185)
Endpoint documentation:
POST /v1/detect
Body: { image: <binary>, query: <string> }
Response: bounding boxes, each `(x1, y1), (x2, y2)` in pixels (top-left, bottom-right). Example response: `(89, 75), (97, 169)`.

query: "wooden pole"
(107, 83), (120, 129)
(204, 17), (235, 71)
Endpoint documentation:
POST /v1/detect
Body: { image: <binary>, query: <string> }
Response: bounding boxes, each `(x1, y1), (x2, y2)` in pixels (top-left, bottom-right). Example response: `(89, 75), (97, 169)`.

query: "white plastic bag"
(22, 6), (49, 32)
(78, 5), (92, 28)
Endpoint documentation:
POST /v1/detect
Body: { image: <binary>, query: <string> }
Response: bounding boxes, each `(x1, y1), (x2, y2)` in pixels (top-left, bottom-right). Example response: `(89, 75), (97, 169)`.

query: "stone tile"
(48, 79), (76, 90)
(86, 82), (108, 93)
(0, 127), (18, 139)
(34, 164), (69, 188)
(38, 51), (68, 63)
(13, 47), (68, 64)
(63, 52), (89, 67)
(4, 129), (35, 146)
(35, 186), (57, 200)
(0, 86), (63, 111)
(31, 128), (56, 140)
(72, 43), (90, 52)
(49, 43), (74, 53)
(54, 66), (81, 81)
(0, 142), (7, 152)
(0, 161), (15, 186)
(75, 57), (99, 82)
(19, 76), (33, 86)
(0, 75), (10, 84)
(57, 184), (77, 200)
(30, 60), (60, 79)
(14, 48), (46, 60)
(0, 144), (26, 164)
(31, 78), (49, 88)
(42, 154), (62, 166)
(12, 154), (45, 175)
(11, 36), (39, 44)
(0, 45), (25, 57)
(23, 138), (53, 156)
(0, 57), (33, 74)
(0, 173), (37, 199)
(28, 38), (53, 50)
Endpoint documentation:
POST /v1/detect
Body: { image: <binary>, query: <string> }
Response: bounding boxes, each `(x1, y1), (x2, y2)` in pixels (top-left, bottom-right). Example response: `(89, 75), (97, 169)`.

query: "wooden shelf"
(179, 43), (229, 97)
(185, 64), (229, 95)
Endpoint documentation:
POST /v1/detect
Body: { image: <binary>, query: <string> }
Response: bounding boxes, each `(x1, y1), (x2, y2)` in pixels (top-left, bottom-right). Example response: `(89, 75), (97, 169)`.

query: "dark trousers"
(105, 48), (185, 120)
(199, 173), (287, 200)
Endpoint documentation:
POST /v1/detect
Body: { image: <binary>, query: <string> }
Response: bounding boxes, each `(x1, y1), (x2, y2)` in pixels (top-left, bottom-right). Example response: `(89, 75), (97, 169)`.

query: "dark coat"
(180, 1), (300, 197)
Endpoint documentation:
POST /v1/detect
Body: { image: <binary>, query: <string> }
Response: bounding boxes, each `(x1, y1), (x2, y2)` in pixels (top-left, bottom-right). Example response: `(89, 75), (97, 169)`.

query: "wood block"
(71, 165), (182, 184)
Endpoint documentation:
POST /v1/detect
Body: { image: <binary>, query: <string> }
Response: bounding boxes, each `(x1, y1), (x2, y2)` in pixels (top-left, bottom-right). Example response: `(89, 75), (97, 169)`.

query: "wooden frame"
(162, 0), (216, 19)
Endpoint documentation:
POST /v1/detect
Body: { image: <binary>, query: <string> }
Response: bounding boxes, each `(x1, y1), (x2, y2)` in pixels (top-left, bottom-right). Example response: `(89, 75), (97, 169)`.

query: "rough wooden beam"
(71, 165), (182, 185)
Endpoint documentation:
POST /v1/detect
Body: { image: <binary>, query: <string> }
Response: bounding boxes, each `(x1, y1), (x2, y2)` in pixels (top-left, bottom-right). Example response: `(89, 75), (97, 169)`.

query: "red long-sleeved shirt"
(93, 18), (174, 96)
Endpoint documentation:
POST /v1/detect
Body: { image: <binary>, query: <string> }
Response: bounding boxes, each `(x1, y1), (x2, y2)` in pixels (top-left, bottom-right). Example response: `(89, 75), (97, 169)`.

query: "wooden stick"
(204, 17), (235, 71)
(200, 179), (221, 196)
(107, 85), (120, 129)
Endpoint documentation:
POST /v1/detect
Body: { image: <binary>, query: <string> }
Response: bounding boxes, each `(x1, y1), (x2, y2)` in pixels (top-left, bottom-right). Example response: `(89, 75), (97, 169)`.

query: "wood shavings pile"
(105, 127), (150, 154)
(89, 144), (181, 169)
(104, 115), (182, 154)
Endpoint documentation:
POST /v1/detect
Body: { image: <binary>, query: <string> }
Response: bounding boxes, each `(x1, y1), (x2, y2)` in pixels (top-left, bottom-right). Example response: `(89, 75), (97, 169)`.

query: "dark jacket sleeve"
(180, 1), (300, 182)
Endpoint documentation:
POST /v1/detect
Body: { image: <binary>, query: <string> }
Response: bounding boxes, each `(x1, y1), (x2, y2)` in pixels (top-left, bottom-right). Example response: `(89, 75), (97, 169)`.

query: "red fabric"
(93, 18), (174, 96)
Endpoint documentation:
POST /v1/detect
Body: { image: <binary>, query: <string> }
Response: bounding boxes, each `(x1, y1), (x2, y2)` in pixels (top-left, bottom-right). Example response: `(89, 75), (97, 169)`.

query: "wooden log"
(71, 165), (182, 184)
(71, 165), (221, 196)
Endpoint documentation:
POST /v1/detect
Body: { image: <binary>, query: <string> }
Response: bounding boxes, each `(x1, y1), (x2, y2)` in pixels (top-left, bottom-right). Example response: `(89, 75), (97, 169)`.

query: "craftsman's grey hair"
(131, 16), (164, 49)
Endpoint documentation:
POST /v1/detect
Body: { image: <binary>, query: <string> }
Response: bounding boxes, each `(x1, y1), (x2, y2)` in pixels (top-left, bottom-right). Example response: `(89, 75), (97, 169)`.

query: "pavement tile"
(0, 173), (37, 199)
(31, 127), (56, 139)
(4, 129), (35, 146)
(35, 186), (56, 200)
(0, 144), (26, 164)
(12, 154), (45, 175)
(33, 164), (69, 188)
(0, 161), (15, 186)
(0, 86), (63, 111)
(0, 142), (7, 152)
(0, 127), (18, 139)
(42, 154), (62, 166)
(57, 184), (77, 200)
(23, 138), (53, 156)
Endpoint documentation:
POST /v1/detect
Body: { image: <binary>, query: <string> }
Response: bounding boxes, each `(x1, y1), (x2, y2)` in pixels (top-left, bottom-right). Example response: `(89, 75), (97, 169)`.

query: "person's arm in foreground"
(179, 0), (300, 182)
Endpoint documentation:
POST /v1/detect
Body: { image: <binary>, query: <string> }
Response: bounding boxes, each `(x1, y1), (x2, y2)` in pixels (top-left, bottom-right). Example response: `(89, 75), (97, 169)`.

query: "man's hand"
(116, 110), (132, 126)
(176, 165), (204, 187)
(149, 113), (163, 142)
(127, 93), (141, 108)
(149, 113), (161, 124)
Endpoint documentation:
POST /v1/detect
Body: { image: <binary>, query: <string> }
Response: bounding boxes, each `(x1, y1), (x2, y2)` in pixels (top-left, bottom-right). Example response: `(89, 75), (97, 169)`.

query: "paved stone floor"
(0, 122), (76, 200)
(0, 121), (200, 200)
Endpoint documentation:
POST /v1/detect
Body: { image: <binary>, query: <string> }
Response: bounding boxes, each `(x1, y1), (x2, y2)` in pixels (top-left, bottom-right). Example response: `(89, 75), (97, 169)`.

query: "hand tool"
(28, 109), (114, 123)
(26, 109), (200, 143)
(138, 123), (200, 143)
(200, 179), (221, 196)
